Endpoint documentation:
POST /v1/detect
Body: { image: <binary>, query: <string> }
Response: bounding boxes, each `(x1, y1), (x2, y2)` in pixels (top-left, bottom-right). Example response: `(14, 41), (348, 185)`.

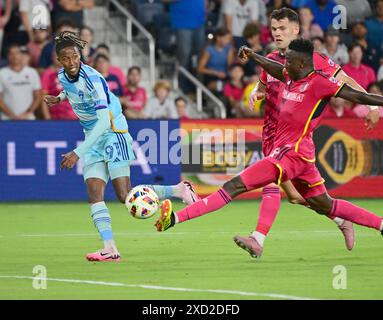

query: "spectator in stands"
(80, 25), (95, 64)
(365, 0), (383, 53)
(164, 0), (206, 75)
(2, 1), (30, 54)
(40, 51), (77, 120)
(222, 0), (267, 49)
(38, 19), (77, 70)
(197, 27), (234, 92)
(324, 97), (357, 118)
(322, 27), (349, 65)
(121, 66), (147, 120)
(0, 44), (41, 120)
(349, 20), (382, 70)
(305, 0), (337, 32)
(334, 0), (371, 26)
(145, 80), (178, 119)
(19, 0), (51, 43)
(299, 7), (323, 39)
(0, 0), (12, 55)
(312, 35), (324, 52)
(54, 0), (94, 29)
(223, 64), (247, 118)
(242, 22), (263, 77)
(342, 43), (376, 90)
(174, 96), (190, 120)
(27, 28), (49, 68)
(94, 43), (127, 87)
(93, 54), (123, 97)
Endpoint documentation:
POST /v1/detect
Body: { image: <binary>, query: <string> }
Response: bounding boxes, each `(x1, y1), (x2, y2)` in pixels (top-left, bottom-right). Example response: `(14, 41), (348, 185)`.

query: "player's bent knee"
(223, 176), (247, 198)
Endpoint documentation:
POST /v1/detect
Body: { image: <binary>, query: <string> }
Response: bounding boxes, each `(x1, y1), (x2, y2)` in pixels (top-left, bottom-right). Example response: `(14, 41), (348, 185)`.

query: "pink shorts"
(266, 147), (327, 199)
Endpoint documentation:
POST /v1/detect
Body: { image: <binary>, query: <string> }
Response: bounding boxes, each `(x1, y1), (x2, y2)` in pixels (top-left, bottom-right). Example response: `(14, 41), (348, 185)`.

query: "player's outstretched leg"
(155, 159), (280, 232)
(85, 178), (121, 262)
(144, 181), (200, 205)
(307, 193), (383, 237)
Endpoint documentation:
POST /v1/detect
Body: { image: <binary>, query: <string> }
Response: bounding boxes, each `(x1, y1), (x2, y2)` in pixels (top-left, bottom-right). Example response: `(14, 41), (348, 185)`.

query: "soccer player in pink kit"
(241, 8), (379, 256)
(155, 39), (383, 259)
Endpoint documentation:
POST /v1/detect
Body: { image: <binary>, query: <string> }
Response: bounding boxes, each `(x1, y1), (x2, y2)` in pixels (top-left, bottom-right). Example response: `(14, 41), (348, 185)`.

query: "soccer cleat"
(233, 235), (263, 259)
(85, 249), (121, 262)
(155, 199), (175, 232)
(338, 220), (356, 251)
(179, 180), (200, 205)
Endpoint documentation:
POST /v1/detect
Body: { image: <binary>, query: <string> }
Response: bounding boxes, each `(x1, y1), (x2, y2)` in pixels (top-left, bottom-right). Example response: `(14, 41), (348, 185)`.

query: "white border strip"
(0, 276), (319, 300)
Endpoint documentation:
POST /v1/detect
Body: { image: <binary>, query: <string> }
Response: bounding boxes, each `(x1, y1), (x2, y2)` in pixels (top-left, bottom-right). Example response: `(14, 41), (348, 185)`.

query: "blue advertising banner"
(0, 120), (181, 201)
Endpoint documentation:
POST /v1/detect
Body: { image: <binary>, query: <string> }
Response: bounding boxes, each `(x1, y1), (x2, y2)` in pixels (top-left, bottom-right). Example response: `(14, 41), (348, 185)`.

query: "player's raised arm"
(238, 46), (285, 82)
(337, 84), (383, 107)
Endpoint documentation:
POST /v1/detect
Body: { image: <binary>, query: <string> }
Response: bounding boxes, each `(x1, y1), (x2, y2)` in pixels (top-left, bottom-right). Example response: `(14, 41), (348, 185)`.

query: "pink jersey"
(272, 70), (345, 161)
(122, 86), (147, 112)
(260, 50), (341, 155)
(41, 67), (77, 120)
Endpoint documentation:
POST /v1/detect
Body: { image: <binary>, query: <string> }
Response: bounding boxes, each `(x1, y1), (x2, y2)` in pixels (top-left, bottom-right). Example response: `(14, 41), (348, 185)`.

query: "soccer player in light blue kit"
(44, 32), (199, 262)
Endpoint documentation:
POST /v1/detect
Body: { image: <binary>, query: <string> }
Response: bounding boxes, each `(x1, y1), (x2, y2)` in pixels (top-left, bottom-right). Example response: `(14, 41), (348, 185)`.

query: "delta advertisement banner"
(0, 120), (181, 201)
(180, 119), (383, 198)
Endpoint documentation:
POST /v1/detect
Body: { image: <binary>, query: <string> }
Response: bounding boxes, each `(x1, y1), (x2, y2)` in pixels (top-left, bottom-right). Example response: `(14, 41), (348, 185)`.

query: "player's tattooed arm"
(338, 84), (383, 107)
(238, 46), (285, 82)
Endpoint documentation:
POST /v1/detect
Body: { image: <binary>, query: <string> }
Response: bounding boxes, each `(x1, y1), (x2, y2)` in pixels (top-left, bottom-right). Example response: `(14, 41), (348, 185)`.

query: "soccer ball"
(125, 186), (160, 219)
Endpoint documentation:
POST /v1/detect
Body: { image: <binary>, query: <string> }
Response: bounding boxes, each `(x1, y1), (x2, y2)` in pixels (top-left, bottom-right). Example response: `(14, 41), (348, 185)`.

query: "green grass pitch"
(0, 199), (382, 300)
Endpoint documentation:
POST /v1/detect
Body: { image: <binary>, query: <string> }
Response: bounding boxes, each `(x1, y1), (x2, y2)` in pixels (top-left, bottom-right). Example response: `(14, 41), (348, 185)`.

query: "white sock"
(174, 212), (179, 224)
(172, 184), (182, 199)
(251, 231), (266, 247)
(380, 220), (383, 231)
(104, 239), (117, 251)
(332, 217), (345, 226)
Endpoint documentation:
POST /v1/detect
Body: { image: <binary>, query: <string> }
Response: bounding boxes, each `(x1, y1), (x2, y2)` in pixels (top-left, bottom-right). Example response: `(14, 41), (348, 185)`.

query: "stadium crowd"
(1, 0), (383, 120)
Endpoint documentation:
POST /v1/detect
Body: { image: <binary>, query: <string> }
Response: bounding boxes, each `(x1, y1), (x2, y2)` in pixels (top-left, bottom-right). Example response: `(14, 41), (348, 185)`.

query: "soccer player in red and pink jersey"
(155, 39), (383, 259)
(243, 8), (380, 255)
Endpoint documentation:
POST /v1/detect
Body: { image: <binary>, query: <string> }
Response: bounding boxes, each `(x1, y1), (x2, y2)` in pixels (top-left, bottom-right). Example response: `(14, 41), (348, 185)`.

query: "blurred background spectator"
(322, 27), (349, 65)
(223, 63), (247, 117)
(242, 22), (263, 77)
(80, 26), (95, 64)
(0, 44), (41, 120)
(342, 43), (376, 90)
(27, 28), (49, 68)
(197, 27), (234, 92)
(93, 53), (123, 97)
(121, 66), (147, 119)
(221, 0), (267, 49)
(174, 96), (190, 119)
(145, 79), (178, 119)
(335, 0), (371, 26)
(324, 97), (357, 118)
(304, 0), (337, 32)
(299, 7), (323, 39)
(0, 0), (12, 55)
(53, 0), (94, 29)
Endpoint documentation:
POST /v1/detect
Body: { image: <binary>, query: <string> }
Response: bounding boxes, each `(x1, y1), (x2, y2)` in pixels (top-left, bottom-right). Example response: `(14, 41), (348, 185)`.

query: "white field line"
(0, 275), (319, 300)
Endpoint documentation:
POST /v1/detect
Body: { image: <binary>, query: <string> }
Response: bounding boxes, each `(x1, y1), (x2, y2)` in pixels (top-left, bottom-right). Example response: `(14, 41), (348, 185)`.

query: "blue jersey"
(58, 63), (128, 133)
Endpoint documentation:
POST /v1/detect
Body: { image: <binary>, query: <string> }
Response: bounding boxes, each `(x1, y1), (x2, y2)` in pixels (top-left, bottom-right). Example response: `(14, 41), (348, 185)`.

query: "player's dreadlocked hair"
(54, 31), (88, 55)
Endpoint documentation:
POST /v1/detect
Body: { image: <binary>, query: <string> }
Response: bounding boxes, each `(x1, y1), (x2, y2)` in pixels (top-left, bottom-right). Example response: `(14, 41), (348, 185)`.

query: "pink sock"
(329, 199), (382, 230)
(176, 188), (232, 223)
(255, 186), (281, 235)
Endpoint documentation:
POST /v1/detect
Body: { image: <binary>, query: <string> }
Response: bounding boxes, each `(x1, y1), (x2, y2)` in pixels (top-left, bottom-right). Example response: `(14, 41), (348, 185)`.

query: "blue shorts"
(83, 131), (136, 183)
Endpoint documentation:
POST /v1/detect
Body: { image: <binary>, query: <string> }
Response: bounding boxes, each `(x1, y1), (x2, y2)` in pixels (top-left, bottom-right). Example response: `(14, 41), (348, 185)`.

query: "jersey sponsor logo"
(328, 59), (335, 67)
(281, 89), (304, 102)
